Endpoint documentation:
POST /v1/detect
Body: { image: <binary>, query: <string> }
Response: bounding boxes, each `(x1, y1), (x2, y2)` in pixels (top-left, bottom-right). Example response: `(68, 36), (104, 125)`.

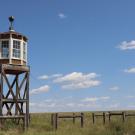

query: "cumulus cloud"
(109, 86), (120, 91)
(58, 13), (67, 19)
(118, 40), (135, 50)
(124, 67), (135, 73)
(38, 75), (49, 80)
(51, 74), (63, 78)
(53, 72), (101, 90)
(30, 85), (50, 95)
(38, 74), (62, 80)
(82, 96), (110, 102)
(82, 97), (98, 102)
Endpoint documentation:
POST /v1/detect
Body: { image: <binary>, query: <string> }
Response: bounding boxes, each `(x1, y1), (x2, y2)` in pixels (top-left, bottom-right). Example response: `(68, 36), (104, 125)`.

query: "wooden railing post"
(122, 112), (125, 122)
(73, 113), (75, 124)
(109, 112), (111, 122)
(81, 113), (84, 128)
(103, 112), (106, 124)
(51, 113), (54, 127)
(92, 113), (95, 124)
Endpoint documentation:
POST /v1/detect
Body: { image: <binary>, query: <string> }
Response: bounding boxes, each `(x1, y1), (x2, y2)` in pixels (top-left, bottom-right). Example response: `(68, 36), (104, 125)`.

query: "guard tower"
(0, 16), (30, 129)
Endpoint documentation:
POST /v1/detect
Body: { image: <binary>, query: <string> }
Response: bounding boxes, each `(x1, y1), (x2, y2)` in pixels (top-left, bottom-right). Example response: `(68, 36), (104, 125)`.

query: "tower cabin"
(0, 16), (28, 66)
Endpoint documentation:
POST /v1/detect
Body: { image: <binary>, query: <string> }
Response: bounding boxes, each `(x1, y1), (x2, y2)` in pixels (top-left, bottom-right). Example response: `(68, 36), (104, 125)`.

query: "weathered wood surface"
(51, 113), (84, 129)
(0, 64), (30, 130)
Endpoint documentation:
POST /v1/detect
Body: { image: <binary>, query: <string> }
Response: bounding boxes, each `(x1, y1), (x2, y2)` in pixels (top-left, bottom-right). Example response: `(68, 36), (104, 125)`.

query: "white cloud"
(30, 85), (50, 95)
(82, 96), (110, 102)
(54, 72), (100, 90)
(38, 75), (49, 80)
(61, 80), (100, 89)
(38, 74), (62, 80)
(124, 67), (135, 73)
(118, 40), (135, 50)
(58, 13), (67, 19)
(109, 86), (120, 91)
(82, 97), (99, 102)
(54, 72), (98, 82)
(51, 74), (63, 78)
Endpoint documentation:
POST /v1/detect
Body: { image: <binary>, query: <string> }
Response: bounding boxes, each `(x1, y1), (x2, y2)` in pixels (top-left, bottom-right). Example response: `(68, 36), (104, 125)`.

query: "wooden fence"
(51, 113), (84, 129)
(92, 111), (135, 124)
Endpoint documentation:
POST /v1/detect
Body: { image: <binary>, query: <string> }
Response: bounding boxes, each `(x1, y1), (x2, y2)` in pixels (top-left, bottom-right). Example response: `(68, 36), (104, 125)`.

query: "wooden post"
(103, 112), (106, 124)
(73, 113), (75, 124)
(81, 113), (84, 128)
(92, 113), (95, 124)
(15, 75), (19, 115)
(26, 72), (30, 128)
(109, 112), (111, 122)
(0, 67), (3, 116)
(0, 66), (3, 127)
(122, 112), (125, 122)
(55, 113), (58, 130)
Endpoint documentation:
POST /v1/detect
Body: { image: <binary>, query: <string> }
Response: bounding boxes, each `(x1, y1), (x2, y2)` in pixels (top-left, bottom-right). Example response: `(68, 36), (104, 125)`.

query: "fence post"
(73, 113), (75, 124)
(109, 112), (111, 122)
(122, 112), (125, 122)
(92, 113), (95, 124)
(51, 114), (54, 127)
(81, 113), (84, 128)
(103, 112), (106, 124)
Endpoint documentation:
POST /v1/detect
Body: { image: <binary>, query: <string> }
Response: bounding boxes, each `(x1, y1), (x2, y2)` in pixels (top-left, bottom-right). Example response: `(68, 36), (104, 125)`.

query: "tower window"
(13, 40), (20, 58)
(1, 41), (9, 58)
(23, 42), (26, 60)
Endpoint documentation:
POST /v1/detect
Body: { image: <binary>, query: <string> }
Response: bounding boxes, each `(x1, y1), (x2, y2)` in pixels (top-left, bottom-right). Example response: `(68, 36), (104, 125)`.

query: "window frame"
(1, 40), (9, 58)
(23, 42), (26, 60)
(12, 40), (21, 59)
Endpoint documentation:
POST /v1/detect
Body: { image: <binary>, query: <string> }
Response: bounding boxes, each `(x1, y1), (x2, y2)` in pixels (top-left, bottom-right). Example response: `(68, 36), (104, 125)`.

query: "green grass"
(0, 111), (135, 135)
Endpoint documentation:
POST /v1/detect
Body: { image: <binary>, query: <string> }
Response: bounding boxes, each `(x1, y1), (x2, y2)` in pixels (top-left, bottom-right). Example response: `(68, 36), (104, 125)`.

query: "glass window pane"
(1, 41), (9, 58)
(12, 40), (20, 58)
(23, 42), (26, 60)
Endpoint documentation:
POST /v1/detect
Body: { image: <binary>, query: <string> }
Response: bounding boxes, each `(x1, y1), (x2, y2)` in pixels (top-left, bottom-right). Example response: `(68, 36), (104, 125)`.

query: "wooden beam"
(26, 72), (29, 127)
(0, 72), (3, 115)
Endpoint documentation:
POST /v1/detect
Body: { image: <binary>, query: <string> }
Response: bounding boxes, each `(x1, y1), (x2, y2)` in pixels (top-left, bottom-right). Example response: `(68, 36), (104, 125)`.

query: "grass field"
(0, 111), (135, 135)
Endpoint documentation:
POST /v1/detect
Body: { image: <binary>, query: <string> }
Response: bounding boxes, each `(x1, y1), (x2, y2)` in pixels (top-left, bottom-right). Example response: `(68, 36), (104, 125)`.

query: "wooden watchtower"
(0, 16), (30, 129)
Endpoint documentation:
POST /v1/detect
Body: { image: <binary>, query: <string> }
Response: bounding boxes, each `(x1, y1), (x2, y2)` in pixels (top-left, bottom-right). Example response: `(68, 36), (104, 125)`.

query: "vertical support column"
(122, 112), (125, 122)
(0, 65), (3, 116)
(55, 113), (58, 130)
(51, 113), (54, 127)
(73, 113), (75, 124)
(109, 112), (111, 122)
(103, 112), (106, 124)
(21, 40), (23, 65)
(15, 75), (19, 115)
(81, 113), (84, 128)
(26, 71), (29, 128)
(0, 65), (3, 127)
(9, 37), (13, 64)
(92, 113), (95, 124)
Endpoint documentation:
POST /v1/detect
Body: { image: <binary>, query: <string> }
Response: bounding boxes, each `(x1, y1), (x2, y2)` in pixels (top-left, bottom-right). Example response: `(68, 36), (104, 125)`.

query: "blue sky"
(1, 0), (135, 112)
